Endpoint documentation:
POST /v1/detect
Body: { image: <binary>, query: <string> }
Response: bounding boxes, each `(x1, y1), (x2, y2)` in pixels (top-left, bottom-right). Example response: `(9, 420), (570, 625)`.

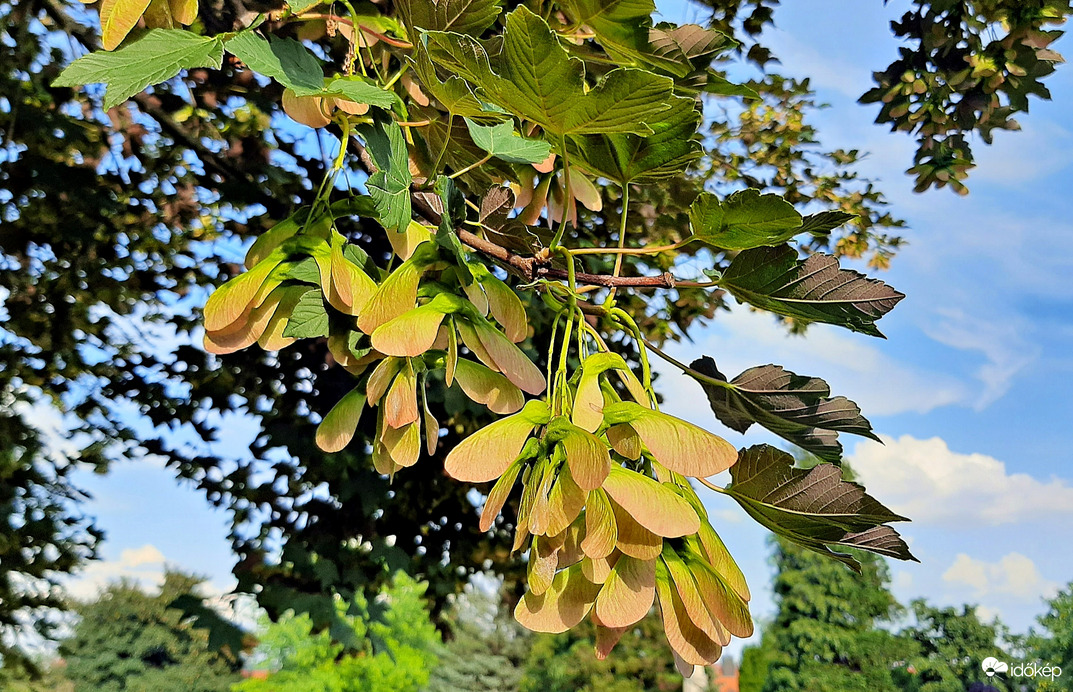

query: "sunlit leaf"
(655, 560), (723, 665)
(281, 288), (330, 339)
(396, 0), (502, 35)
(479, 456), (525, 532)
(473, 320), (546, 395)
(661, 546), (730, 645)
(609, 496), (661, 560)
(582, 489), (617, 560)
(603, 402), (737, 478)
(602, 466), (698, 538)
(477, 269), (528, 343)
(371, 295), (458, 357)
(444, 400), (549, 482)
(100, 0), (153, 50)
(55, 29), (225, 115)
(328, 233), (378, 316)
(356, 115), (413, 231)
(572, 353), (647, 432)
(689, 190), (803, 251)
(605, 424), (642, 460)
(315, 386), (367, 452)
(382, 420), (421, 467)
(542, 465), (587, 537)
(384, 363), (419, 429)
(556, 0), (655, 60)
(357, 244), (437, 333)
(366, 357), (403, 405)
(424, 7), (676, 136)
(594, 554), (656, 629)
(225, 32), (324, 96)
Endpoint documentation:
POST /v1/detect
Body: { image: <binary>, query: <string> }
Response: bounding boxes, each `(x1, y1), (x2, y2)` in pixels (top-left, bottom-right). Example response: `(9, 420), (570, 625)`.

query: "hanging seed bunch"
(59, 0), (919, 672)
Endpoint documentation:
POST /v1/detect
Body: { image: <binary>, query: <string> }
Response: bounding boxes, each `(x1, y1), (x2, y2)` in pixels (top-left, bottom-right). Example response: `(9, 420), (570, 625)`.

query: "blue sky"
(61, 0), (1073, 662)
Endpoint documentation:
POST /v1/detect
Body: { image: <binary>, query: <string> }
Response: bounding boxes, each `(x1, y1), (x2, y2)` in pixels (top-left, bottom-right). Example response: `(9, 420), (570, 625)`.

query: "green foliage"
(759, 538), (910, 692)
(234, 573), (440, 692)
(60, 572), (243, 692)
(897, 601), (1015, 691)
(427, 585), (528, 692)
(54, 29), (224, 108)
(738, 630), (775, 692)
(1028, 582), (1073, 691)
(519, 613), (681, 692)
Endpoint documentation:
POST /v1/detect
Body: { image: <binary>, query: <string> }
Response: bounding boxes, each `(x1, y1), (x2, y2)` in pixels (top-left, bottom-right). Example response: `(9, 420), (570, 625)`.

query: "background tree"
(60, 572), (242, 692)
(234, 572), (439, 692)
(427, 583), (528, 692)
(896, 601), (1014, 692)
(738, 628), (775, 692)
(1027, 582), (1073, 691)
(519, 612), (683, 692)
(759, 537), (909, 692)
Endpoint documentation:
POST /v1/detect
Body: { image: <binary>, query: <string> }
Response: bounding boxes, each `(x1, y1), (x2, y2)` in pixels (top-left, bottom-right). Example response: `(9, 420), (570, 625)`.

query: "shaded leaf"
(453, 358), (525, 414)
(384, 364), (419, 429)
(726, 445), (915, 566)
(661, 547), (730, 645)
(689, 189), (803, 250)
(799, 210), (857, 236)
(370, 294), (462, 357)
(54, 29), (225, 109)
(473, 320), (546, 395)
(281, 289), (329, 339)
(315, 386), (366, 452)
(594, 554), (656, 628)
(514, 564), (601, 633)
(557, 0), (655, 59)
(690, 356), (878, 463)
(718, 244), (905, 337)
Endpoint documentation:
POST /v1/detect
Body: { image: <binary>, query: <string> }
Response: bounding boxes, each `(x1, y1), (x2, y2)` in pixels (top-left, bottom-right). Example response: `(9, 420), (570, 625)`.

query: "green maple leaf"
(464, 119), (552, 164)
(690, 189), (803, 251)
(356, 116), (413, 231)
(424, 6), (676, 136)
(53, 29), (224, 109)
(225, 32), (324, 96)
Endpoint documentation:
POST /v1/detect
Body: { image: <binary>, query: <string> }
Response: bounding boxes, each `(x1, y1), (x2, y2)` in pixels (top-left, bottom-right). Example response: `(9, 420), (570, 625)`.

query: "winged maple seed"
(59, 0), (918, 670)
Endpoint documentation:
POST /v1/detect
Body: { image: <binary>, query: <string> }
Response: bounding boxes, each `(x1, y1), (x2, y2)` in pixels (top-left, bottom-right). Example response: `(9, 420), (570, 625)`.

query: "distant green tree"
(60, 572), (242, 692)
(427, 585), (527, 692)
(234, 572), (439, 692)
(519, 612), (680, 692)
(0, 657), (72, 692)
(738, 629), (775, 692)
(896, 600), (1013, 692)
(761, 537), (908, 692)
(1028, 582), (1073, 691)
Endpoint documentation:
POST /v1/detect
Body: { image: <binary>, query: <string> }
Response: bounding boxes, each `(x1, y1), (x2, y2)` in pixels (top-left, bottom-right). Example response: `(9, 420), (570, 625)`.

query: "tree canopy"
(2, 0), (1070, 672)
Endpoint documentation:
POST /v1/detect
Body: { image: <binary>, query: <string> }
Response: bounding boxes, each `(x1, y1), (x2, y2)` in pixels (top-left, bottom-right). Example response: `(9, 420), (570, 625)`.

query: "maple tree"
(3, 0), (1069, 674)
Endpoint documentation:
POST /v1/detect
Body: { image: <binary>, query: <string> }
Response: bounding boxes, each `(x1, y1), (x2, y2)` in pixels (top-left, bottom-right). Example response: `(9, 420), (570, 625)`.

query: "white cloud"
(924, 308), (1039, 409)
(656, 307), (968, 424)
(972, 119), (1073, 185)
(64, 544), (168, 600)
(943, 553), (1059, 601)
(849, 435), (1073, 527)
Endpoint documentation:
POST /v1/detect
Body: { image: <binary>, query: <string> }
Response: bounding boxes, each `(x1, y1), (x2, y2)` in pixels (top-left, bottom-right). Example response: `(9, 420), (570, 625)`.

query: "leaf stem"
(549, 136), (572, 250)
(568, 237), (694, 256)
(447, 153), (493, 179)
(606, 185), (631, 305)
(640, 338), (735, 390)
(610, 307), (652, 396)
